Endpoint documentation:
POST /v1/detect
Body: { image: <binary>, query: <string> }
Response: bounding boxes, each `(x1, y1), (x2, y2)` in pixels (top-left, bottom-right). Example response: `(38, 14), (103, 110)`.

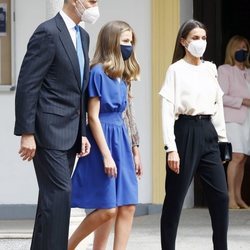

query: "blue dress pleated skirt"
(71, 64), (138, 209)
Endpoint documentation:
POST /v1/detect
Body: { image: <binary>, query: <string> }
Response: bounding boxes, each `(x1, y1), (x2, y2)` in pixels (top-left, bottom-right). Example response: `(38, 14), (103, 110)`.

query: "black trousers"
(161, 115), (229, 250)
(30, 144), (77, 250)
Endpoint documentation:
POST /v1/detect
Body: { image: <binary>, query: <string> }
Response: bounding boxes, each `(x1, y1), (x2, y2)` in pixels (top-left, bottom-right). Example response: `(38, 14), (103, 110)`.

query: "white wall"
(0, 0), (46, 205)
(0, 0), (152, 208)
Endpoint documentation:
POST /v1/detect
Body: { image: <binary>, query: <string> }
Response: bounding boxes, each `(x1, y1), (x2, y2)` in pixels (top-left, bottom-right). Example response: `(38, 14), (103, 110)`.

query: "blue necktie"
(75, 25), (84, 87)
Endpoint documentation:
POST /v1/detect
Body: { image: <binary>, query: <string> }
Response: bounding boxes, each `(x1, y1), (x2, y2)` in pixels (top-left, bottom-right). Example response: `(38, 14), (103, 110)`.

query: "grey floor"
(0, 208), (250, 250)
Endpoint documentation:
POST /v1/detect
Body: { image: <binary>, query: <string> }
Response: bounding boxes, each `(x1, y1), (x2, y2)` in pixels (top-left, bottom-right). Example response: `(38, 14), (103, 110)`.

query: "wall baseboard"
(0, 205), (37, 220)
(0, 204), (163, 220)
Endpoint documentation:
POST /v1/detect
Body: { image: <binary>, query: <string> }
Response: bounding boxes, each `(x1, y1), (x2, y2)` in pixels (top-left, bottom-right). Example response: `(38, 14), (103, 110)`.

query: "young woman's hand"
(132, 146), (143, 179)
(167, 151), (180, 174)
(103, 154), (117, 178)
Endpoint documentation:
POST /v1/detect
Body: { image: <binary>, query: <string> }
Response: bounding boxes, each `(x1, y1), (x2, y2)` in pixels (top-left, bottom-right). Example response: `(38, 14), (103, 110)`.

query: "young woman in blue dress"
(92, 90), (143, 249)
(68, 20), (141, 250)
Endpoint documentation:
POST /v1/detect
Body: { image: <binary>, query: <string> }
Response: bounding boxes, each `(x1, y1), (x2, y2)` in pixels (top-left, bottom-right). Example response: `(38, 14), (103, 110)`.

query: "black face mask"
(234, 49), (249, 62)
(120, 45), (133, 61)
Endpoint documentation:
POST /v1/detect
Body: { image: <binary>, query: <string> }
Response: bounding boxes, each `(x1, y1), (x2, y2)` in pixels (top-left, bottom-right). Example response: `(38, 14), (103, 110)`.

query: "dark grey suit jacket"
(14, 13), (89, 151)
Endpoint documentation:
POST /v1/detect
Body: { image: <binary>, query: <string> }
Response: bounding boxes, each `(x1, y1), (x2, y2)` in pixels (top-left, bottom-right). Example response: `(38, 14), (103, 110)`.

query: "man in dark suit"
(14, 1), (99, 249)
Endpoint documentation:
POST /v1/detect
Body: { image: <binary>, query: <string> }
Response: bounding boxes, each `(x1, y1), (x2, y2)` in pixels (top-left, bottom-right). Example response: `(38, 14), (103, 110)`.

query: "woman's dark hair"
(172, 19), (207, 63)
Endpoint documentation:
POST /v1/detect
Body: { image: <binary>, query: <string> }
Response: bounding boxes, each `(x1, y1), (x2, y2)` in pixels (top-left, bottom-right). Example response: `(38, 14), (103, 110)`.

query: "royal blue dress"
(71, 64), (138, 209)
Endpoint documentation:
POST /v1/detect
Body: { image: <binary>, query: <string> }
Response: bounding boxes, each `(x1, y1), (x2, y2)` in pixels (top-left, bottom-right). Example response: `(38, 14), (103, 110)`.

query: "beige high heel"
(229, 204), (240, 209)
(237, 201), (250, 209)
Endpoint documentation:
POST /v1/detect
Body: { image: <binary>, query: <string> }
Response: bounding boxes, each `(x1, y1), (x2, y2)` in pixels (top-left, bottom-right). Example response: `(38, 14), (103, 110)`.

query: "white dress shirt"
(159, 59), (227, 152)
(60, 10), (77, 48)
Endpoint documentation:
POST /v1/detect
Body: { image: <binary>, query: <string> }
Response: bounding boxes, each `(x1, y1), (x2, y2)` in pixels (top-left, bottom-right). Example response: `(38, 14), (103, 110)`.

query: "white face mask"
(75, 0), (100, 24)
(186, 40), (207, 58)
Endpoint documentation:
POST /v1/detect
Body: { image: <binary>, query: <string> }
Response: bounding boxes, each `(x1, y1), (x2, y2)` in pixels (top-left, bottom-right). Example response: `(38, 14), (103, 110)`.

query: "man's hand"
(19, 134), (36, 161)
(78, 136), (91, 157)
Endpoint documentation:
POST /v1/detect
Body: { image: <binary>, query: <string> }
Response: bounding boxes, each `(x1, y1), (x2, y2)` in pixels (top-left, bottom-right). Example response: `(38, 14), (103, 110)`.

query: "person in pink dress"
(218, 35), (250, 209)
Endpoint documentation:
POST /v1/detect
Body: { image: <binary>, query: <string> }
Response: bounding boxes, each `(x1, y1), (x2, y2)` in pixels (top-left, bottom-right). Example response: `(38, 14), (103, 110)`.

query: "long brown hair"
(172, 19), (207, 63)
(91, 20), (140, 83)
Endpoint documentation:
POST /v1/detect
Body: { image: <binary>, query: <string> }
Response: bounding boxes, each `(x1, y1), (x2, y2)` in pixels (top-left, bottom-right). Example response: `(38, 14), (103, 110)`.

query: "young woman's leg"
(113, 205), (136, 250)
(68, 208), (117, 250)
(93, 218), (115, 250)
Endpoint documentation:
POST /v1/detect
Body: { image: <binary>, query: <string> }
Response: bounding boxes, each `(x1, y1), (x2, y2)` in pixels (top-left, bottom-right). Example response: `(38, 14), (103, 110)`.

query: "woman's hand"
(242, 98), (250, 107)
(167, 151), (180, 174)
(132, 146), (143, 179)
(103, 154), (117, 178)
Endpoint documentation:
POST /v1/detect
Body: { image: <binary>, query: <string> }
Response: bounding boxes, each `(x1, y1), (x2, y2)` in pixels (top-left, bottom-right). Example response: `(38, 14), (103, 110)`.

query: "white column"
(46, 0), (63, 19)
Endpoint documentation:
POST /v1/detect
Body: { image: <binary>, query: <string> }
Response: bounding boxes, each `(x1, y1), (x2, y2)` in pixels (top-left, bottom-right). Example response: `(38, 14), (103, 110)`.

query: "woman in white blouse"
(218, 35), (250, 209)
(159, 19), (228, 250)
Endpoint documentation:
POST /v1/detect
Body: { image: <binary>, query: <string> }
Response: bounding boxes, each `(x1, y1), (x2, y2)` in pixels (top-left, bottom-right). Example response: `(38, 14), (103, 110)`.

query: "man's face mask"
(75, 0), (100, 24)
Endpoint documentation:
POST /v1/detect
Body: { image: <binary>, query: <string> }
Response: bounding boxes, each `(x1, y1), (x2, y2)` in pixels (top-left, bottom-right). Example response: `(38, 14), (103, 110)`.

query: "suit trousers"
(31, 144), (77, 250)
(161, 115), (229, 250)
